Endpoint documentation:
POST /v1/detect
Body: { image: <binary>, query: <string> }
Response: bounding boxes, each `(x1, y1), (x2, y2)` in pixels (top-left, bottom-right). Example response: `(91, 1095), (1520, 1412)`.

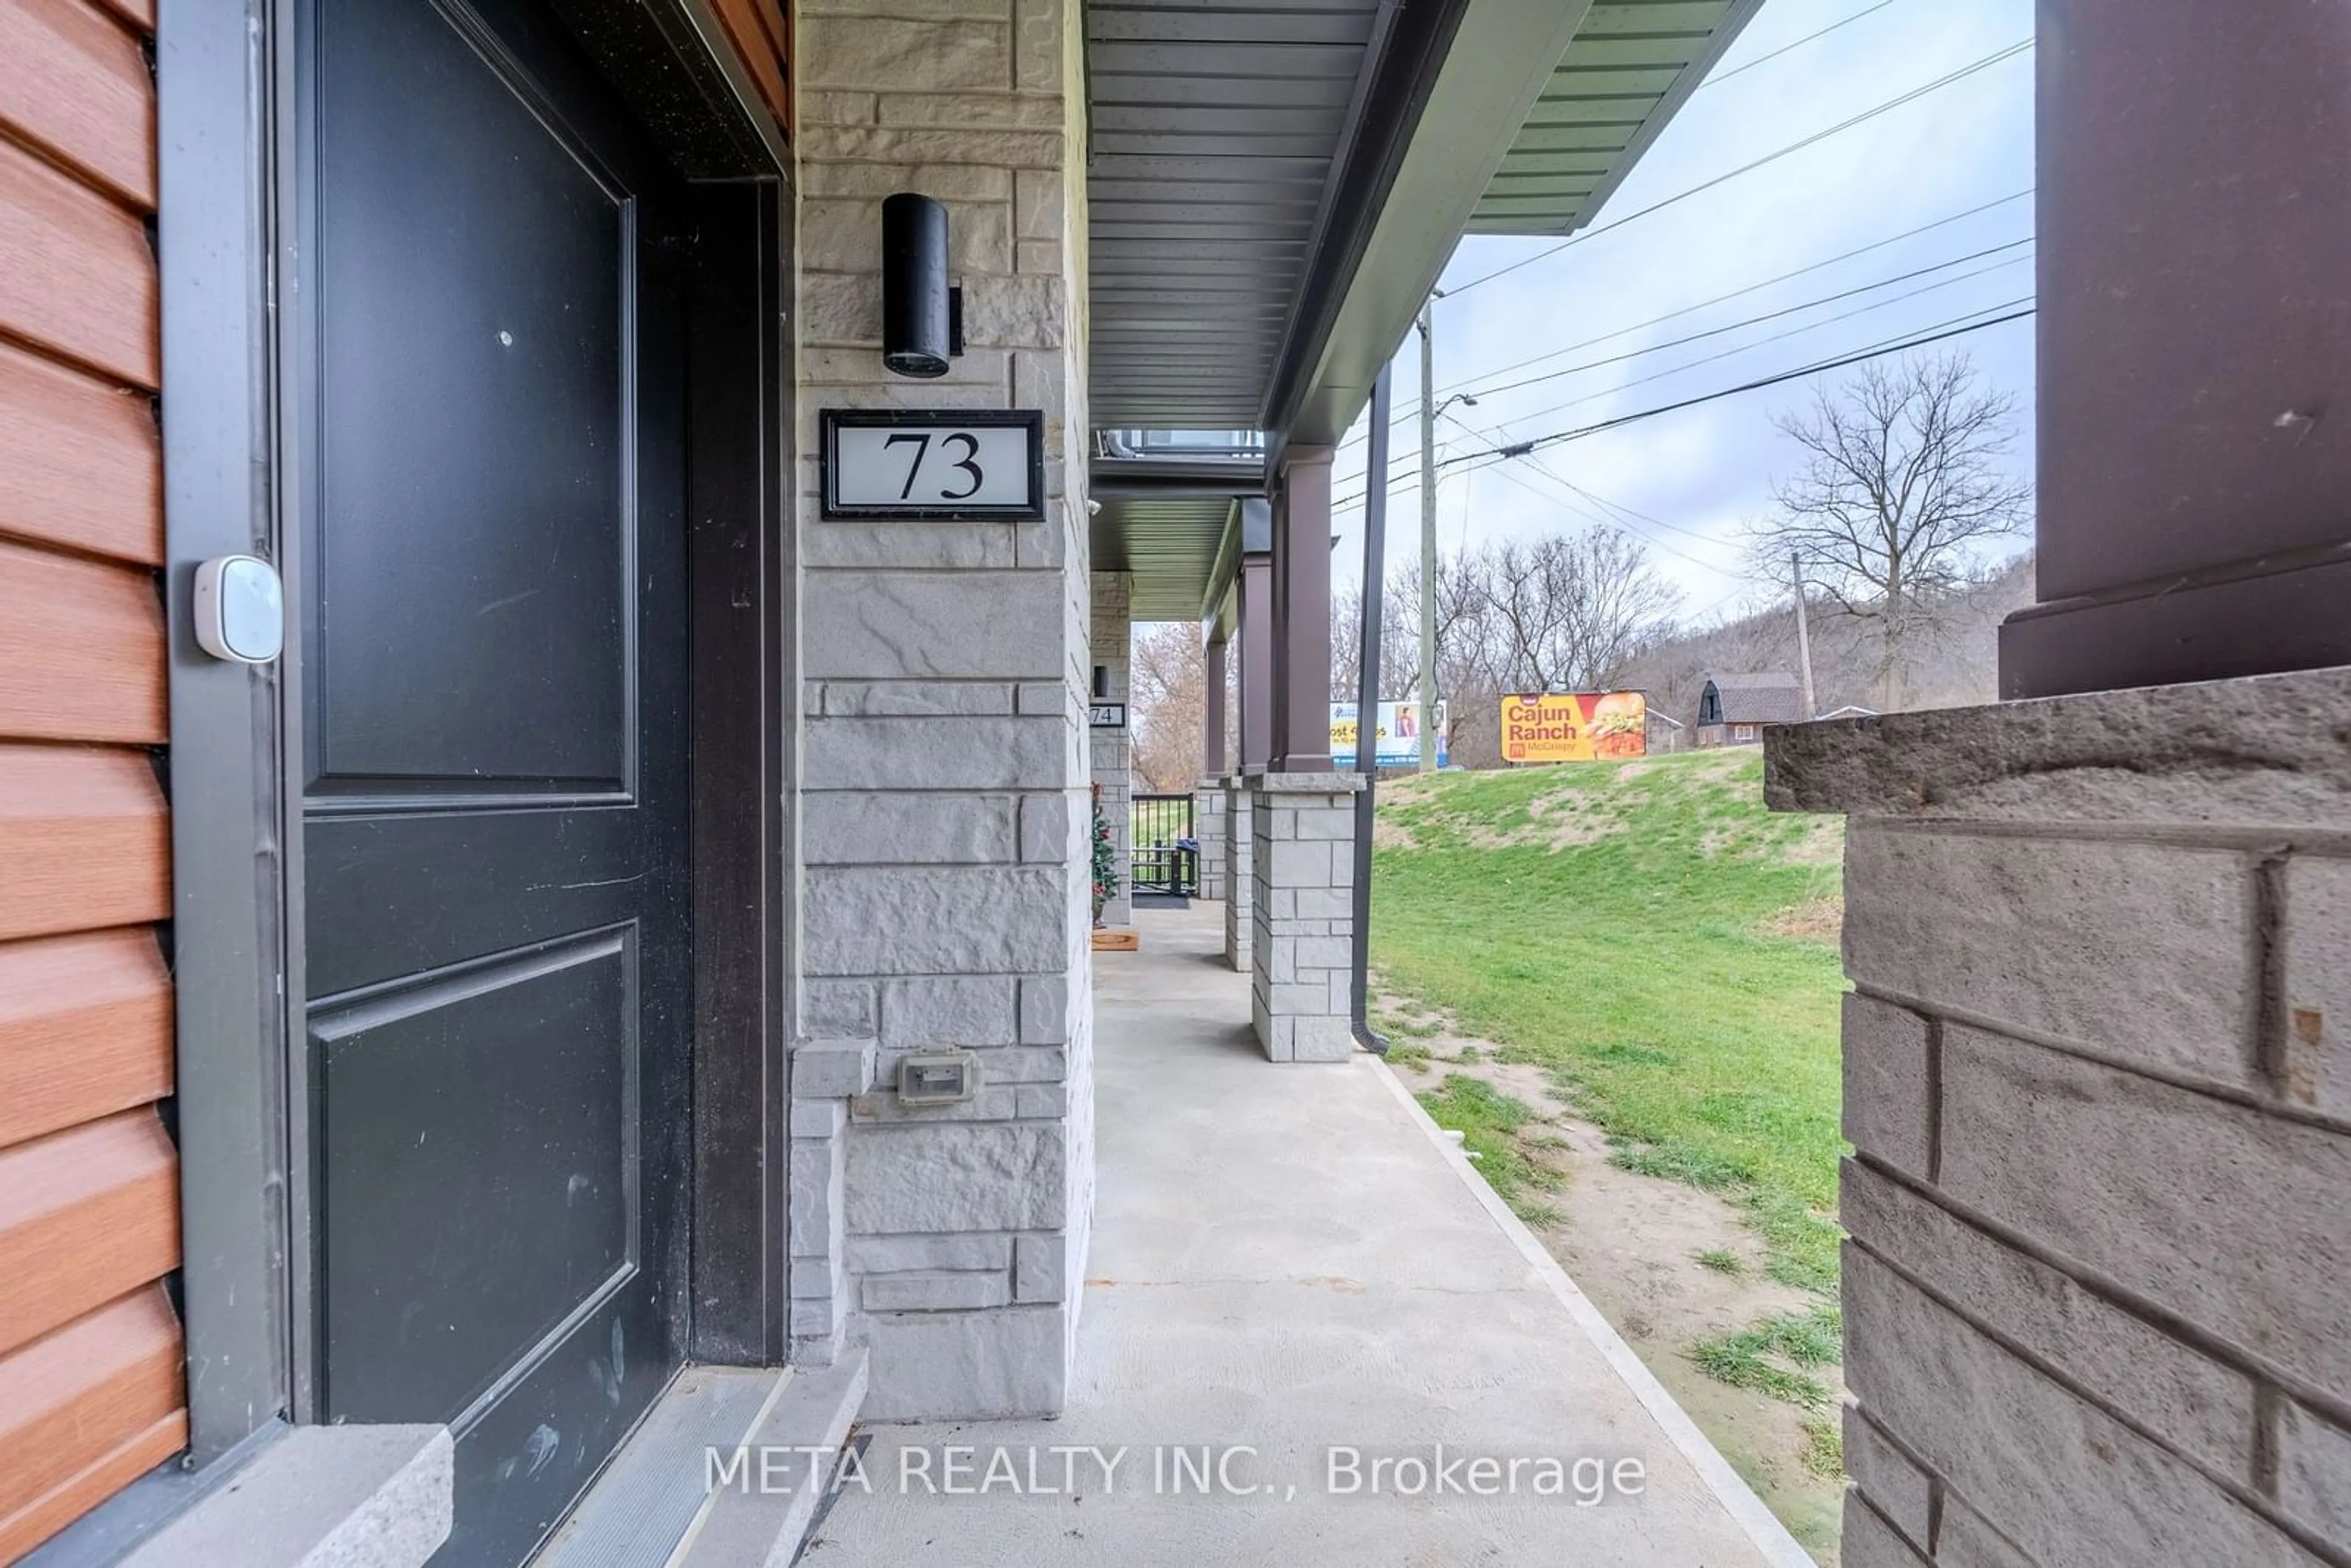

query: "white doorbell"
(193, 555), (285, 664)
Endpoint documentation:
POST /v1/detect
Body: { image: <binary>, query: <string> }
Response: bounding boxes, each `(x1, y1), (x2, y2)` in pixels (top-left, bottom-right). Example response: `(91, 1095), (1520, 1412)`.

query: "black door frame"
(159, 0), (797, 1468)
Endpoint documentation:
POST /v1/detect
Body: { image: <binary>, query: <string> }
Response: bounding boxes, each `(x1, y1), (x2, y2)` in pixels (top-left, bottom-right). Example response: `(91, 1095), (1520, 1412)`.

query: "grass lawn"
(1369, 749), (1847, 1292)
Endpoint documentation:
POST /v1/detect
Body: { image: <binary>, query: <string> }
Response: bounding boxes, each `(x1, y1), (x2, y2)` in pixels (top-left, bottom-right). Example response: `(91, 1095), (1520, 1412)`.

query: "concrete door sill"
(530, 1353), (868, 1568)
(113, 1424), (454, 1568)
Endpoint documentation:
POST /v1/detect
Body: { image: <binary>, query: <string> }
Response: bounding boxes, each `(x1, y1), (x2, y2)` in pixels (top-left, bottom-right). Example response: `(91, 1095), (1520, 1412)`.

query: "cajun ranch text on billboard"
(1500, 692), (1648, 764)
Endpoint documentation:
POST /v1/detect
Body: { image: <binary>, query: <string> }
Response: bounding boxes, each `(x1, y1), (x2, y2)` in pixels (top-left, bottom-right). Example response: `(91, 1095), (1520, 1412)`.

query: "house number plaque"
(821, 409), (1046, 520)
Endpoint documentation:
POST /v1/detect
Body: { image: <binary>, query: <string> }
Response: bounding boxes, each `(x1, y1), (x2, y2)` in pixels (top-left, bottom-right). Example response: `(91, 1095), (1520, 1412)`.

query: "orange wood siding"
(84, 0), (152, 36)
(0, 0), (184, 1556)
(0, 0), (156, 211)
(0, 541), (168, 743)
(0, 339), (163, 566)
(0, 932), (173, 1150)
(0, 1113), (179, 1359)
(0, 745), (171, 945)
(0, 137), (157, 388)
(0, 1291), (186, 1563)
(711, 0), (791, 138)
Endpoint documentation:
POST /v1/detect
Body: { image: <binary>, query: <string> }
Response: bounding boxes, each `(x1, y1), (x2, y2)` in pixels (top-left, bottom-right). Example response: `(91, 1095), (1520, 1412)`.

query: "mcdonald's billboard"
(1500, 692), (1648, 763)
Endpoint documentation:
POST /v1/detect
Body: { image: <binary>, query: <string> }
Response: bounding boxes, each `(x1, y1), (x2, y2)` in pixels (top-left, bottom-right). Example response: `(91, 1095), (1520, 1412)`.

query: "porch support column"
(1250, 448), (1353, 1054)
(1237, 531), (1273, 775)
(1808, 10), (2351, 1561)
(1227, 540), (1272, 970)
(1268, 448), (1335, 773)
(1202, 631), (1228, 776)
(1196, 630), (1230, 902)
(1772, 670), (2351, 1568)
(2002, 1), (2351, 696)
(1247, 771), (1363, 1063)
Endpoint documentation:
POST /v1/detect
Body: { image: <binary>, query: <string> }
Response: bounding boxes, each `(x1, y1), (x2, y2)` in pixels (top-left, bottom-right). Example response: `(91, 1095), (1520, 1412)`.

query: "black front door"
(296, 1), (691, 1562)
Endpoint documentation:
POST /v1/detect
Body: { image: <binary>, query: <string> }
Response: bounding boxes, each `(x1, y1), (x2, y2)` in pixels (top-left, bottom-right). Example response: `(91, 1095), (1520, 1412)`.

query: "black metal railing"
(1129, 792), (1199, 899)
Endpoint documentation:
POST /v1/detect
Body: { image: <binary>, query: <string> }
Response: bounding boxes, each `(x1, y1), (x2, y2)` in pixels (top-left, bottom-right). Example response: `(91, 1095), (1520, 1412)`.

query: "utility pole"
(1790, 549), (1818, 719)
(1350, 362), (1393, 1049)
(1415, 301), (1438, 773)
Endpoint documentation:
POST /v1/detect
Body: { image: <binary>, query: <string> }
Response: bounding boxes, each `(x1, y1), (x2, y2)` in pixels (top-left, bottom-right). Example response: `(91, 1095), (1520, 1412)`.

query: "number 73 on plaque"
(823, 412), (1043, 519)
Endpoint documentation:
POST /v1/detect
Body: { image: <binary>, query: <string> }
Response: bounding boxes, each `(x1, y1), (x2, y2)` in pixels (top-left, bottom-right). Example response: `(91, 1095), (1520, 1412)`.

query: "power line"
(1521, 454), (1725, 548)
(1341, 296), (2038, 512)
(1438, 304), (2038, 470)
(1336, 287), (2035, 509)
(1684, 580), (1768, 625)
(1335, 189), (2037, 456)
(1480, 255), (2033, 433)
(1434, 193), (2032, 400)
(1464, 238), (2031, 402)
(1441, 38), (2033, 298)
(1445, 408), (1731, 558)
(1472, 452), (1744, 579)
(1697, 1), (1902, 91)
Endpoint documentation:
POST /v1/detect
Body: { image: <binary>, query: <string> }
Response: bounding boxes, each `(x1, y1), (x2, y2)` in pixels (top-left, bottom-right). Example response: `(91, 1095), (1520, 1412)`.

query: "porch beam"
(1269, 447), (1335, 772)
(1237, 549), (1273, 773)
(1203, 628), (1228, 778)
(2006, 0), (2351, 696)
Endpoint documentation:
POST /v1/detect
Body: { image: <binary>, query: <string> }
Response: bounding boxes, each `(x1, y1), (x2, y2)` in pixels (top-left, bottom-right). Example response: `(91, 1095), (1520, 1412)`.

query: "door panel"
(312, 931), (637, 1424)
(304, 807), (645, 995)
(297, 1), (692, 1563)
(310, 0), (631, 795)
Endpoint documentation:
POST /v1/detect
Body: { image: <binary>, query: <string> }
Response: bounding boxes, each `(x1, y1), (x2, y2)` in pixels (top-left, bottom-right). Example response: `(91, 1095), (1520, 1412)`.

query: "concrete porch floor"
(808, 905), (1807, 1566)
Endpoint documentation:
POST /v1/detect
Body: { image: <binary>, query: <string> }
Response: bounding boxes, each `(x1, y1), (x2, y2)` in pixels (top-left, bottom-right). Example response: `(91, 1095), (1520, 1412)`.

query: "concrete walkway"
(808, 906), (1806, 1566)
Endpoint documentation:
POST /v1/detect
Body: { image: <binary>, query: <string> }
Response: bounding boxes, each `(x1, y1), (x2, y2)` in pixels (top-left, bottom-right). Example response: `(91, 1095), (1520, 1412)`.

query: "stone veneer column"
(1223, 778), (1253, 970)
(1089, 572), (1132, 927)
(1193, 781), (1228, 901)
(1248, 773), (1364, 1062)
(792, 0), (1095, 1419)
(1768, 667), (2351, 1568)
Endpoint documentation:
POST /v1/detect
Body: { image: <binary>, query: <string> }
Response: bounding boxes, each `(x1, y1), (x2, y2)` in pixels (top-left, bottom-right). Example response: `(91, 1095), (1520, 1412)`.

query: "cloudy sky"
(1325, 0), (2038, 623)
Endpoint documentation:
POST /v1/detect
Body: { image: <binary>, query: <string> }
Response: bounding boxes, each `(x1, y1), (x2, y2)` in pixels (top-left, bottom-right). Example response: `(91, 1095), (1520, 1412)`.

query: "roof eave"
(1267, 0), (1603, 454)
(1540, 0), (1771, 239)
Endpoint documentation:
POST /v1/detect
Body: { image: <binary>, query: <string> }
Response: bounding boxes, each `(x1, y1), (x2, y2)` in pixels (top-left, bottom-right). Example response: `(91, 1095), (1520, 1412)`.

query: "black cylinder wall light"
(882, 193), (961, 378)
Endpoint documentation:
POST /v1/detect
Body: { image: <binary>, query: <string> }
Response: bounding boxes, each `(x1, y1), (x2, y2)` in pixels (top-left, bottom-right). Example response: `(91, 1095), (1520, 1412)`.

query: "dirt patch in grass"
(1761, 895), (1845, 942)
(1377, 989), (1848, 1564)
(1523, 790), (1619, 849)
(1782, 817), (1847, 867)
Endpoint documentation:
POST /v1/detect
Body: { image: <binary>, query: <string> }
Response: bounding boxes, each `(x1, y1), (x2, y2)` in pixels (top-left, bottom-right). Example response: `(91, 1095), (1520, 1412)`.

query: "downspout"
(1349, 362), (1394, 1054)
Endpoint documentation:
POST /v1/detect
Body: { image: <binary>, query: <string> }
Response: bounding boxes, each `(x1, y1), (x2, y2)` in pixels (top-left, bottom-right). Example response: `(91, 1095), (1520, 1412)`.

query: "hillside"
(1371, 748), (1845, 1278)
(1367, 749), (1850, 1557)
(1620, 552), (2037, 732)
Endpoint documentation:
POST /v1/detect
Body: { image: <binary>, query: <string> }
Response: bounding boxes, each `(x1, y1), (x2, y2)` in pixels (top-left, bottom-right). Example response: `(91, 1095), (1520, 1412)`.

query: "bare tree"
(1367, 529), (1676, 767)
(1141, 525), (1681, 780)
(1128, 623), (1205, 791)
(1482, 528), (1681, 695)
(1750, 351), (2031, 708)
(1396, 550), (1513, 763)
(1330, 579), (1417, 708)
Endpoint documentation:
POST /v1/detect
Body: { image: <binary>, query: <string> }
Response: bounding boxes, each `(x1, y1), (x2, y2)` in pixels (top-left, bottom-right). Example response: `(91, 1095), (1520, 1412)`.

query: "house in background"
(1693, 671), (1805, 746)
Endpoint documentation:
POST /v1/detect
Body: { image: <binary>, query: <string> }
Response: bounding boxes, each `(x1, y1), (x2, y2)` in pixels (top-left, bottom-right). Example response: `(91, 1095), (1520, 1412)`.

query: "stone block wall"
(1089, 572), (1132, 926)
(792, 0), (1095, 1416)
(1194, 782), (1228, 901)
(1224, 779), (1253, 970)
(1766, 667), (2351, 1568)
(1248, 775), (1362, 1063)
